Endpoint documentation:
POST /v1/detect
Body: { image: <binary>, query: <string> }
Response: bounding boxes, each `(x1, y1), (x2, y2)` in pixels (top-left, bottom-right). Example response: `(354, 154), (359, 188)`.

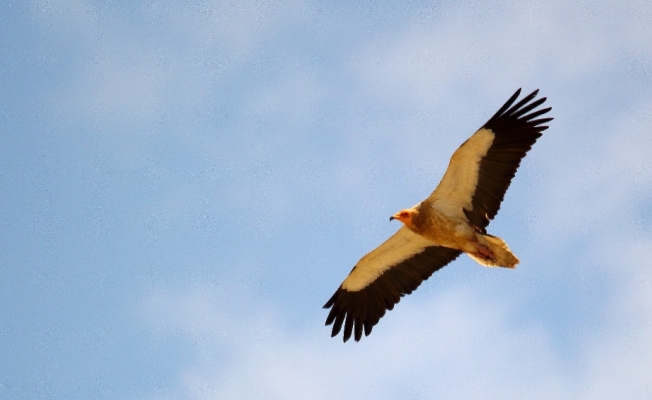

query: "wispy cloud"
(7, 0), (652, 398)
(134, 0), (652, 397)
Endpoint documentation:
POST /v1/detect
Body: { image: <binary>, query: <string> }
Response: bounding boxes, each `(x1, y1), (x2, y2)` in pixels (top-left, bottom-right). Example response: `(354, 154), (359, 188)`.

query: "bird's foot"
(473, 242), (496, 262)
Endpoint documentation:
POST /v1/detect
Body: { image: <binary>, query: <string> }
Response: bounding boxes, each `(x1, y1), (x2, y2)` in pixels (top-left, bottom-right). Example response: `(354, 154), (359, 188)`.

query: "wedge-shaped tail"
(468, 234), (519, 268)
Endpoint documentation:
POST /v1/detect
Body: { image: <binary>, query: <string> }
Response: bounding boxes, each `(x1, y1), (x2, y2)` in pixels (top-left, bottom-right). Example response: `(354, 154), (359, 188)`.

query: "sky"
(1, 0), (652, 398)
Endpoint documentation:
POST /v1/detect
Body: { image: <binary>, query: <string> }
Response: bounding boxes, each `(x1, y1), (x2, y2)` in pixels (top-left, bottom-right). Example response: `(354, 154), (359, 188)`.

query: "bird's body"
(324, 89), (553, 342)
(412, 202), (514, 267)
(405, 202), (481, 256)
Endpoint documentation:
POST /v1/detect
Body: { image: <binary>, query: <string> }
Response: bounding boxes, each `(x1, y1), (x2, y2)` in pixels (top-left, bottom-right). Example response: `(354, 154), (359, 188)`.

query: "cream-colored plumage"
(341, 226), (436, 292)
(428, 128), (495, 209)
(324, 89), (552, 342)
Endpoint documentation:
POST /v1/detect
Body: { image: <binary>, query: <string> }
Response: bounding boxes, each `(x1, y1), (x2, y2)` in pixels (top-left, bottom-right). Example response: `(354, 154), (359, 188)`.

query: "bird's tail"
(468, 234), (519, 269)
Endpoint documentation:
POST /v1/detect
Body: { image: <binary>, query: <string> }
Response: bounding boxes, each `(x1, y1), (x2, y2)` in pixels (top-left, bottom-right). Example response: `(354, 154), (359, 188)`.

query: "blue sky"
(1, 0), (652, 398)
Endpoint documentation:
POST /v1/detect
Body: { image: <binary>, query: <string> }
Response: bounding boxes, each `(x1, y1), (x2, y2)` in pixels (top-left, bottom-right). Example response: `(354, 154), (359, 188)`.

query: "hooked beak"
(389, 216), (395, 222)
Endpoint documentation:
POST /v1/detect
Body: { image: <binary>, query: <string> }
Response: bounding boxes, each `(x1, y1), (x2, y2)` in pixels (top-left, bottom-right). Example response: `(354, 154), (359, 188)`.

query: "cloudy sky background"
(1, 0), (652, 398)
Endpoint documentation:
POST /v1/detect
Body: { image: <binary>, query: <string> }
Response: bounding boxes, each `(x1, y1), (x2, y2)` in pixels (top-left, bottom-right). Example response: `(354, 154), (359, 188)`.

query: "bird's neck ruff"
(409, 206), (429, 234)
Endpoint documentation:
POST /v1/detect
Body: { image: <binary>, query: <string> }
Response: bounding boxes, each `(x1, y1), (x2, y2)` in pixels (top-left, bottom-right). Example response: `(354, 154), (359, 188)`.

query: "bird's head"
(390, 208), (417, 228)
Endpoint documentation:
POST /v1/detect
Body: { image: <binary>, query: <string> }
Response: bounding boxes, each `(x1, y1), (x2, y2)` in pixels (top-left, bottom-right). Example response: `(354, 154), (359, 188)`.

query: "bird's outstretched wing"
(427, 89), (552, 231)
(324, 226), (461, 342)
(324, 89), (552, 342)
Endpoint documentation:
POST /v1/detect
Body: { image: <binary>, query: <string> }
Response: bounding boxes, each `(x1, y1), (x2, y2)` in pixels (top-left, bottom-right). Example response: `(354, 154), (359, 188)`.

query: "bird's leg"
(472, 242), (496, 262)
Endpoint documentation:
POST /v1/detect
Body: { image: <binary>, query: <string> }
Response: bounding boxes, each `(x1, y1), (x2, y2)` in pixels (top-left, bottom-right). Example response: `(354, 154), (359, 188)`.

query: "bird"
(324, 88), (552, 342)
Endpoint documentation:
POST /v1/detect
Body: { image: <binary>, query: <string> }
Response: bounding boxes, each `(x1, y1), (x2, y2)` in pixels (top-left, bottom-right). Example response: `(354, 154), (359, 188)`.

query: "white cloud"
(142, 225), (652, 399)
(354, 0), (652, 108)
(534, 95), (652, 254)
(133, 0), (652, 397)
(28, 0), (652, 397)
(136, 288), (553, 398)
(33, 0), (311, 127)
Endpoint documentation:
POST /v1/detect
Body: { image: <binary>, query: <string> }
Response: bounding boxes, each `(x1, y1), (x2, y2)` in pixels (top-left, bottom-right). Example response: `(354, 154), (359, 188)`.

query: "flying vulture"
(324, 88), (552, 342)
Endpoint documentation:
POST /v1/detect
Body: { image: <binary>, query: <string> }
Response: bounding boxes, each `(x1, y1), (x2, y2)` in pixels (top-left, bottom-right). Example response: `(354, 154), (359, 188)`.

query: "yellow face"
(390, 209), (414, 227)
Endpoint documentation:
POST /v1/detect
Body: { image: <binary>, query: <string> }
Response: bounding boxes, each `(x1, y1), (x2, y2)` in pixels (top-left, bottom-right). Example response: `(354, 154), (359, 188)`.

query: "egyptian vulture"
(324, 88), (552, 342)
